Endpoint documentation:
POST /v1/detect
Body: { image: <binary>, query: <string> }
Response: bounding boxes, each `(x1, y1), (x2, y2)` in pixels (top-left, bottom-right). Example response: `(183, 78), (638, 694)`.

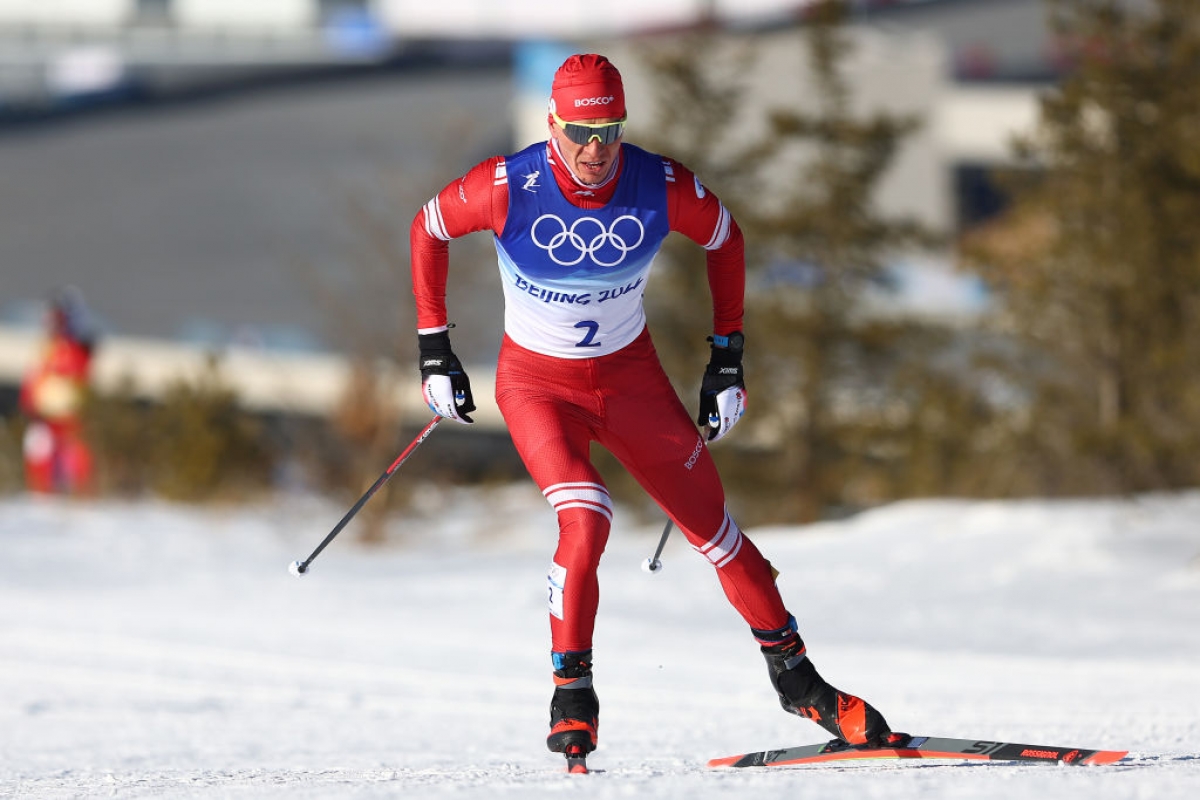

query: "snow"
(2, 485), (1199, 798)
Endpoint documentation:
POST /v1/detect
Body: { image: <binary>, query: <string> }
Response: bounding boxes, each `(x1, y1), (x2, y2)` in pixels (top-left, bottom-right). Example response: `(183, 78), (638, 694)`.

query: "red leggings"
(495, 329), (789, 653)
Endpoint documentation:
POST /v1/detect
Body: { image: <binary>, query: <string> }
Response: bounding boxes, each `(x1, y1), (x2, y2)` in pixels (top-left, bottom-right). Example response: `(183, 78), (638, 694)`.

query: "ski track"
(1, 490), (1198, 799)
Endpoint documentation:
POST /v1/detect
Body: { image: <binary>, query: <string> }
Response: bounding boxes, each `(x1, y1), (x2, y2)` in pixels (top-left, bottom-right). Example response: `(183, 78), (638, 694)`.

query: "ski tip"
(1079, 750), (1128, 766)
(707, 755), (740, 768)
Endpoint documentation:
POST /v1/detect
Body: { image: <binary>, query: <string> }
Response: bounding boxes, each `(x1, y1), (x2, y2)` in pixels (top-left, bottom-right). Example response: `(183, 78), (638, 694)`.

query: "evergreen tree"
(967, 0), (1200, 492)
(633, 30), (772, 389)
(636, 1), (949, 522)
(739, 0), (939, 521)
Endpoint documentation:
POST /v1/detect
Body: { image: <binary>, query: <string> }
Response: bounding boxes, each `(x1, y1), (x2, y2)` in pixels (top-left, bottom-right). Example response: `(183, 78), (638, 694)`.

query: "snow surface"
(2, 485), (1199, 798)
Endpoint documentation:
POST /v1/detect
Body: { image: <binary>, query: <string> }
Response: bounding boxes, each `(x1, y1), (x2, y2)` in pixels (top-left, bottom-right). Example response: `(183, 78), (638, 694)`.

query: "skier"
(409, 53), (898, 765)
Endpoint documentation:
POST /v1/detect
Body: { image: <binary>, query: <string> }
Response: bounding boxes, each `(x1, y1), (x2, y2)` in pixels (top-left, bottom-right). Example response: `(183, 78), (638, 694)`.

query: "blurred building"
(0, 1), (395, 106)
(570, 0), (1072, 234)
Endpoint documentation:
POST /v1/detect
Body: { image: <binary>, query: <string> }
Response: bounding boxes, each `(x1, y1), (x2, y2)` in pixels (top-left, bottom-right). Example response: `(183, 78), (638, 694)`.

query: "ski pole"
(289, 415), (442, 576)
(641, 518), (674, 574)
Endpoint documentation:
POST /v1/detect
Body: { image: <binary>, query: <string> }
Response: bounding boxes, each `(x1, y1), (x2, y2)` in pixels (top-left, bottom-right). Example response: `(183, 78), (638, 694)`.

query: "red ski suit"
(411, 139), (789, 653)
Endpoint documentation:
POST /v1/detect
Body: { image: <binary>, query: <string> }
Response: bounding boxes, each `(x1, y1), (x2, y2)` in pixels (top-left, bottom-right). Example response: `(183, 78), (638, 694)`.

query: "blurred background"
(2, 0), (1196, 529)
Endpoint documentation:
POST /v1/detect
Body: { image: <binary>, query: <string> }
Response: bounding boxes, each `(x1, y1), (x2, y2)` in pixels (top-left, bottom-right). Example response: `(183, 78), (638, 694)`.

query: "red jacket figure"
(19, 288), (98, 495)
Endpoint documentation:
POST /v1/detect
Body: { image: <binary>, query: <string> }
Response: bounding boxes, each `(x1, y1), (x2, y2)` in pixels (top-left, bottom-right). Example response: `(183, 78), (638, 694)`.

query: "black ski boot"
(547, 650), (599, 767)
(757, 626), (895, 747)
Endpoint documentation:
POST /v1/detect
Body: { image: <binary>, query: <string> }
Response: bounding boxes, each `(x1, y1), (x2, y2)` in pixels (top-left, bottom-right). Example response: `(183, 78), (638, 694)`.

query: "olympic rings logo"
(530, 213), (645, 267)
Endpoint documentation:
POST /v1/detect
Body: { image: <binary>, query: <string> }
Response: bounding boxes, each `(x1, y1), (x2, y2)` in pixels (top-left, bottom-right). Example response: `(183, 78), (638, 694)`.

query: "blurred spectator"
(18, 287), (100, 495)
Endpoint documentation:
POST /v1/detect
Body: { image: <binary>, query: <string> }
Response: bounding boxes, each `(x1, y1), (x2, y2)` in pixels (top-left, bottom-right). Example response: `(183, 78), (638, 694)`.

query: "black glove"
(418, 330), (476, 424)
(697, 331), (747, 442)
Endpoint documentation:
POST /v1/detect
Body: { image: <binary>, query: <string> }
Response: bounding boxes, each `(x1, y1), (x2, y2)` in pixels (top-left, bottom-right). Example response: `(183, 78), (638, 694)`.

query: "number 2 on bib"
(574, 320), (602, 348)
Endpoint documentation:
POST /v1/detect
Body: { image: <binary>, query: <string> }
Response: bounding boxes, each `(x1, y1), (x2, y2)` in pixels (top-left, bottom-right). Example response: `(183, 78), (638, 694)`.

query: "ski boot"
(757, 624), (898, 747)
(547, 650), (598, 773)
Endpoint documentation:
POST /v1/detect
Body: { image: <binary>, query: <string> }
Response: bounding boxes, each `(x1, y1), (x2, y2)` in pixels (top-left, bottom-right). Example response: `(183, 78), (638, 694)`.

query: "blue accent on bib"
(499, 144), (670, 289)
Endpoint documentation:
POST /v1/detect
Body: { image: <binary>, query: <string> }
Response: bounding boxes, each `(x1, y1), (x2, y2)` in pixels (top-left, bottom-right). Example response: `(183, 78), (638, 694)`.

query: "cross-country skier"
(409, 53), (899, 765)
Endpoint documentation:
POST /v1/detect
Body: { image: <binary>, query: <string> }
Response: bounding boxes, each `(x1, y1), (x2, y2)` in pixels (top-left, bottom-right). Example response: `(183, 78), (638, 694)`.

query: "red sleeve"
(664, 159), (746, 335)
(410, 157), (510, 332)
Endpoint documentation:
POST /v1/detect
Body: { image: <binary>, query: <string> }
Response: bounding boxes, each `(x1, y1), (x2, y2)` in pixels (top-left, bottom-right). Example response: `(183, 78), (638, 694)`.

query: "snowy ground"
(2, 485), (1198, 799)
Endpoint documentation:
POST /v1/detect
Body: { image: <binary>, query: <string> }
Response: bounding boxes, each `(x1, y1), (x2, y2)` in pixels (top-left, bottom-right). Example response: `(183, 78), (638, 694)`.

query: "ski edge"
(707, 736), (1129, 769)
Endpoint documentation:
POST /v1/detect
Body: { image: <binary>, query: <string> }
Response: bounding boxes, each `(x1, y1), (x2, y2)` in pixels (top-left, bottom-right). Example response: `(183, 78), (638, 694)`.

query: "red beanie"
(550, 53), (626, 122)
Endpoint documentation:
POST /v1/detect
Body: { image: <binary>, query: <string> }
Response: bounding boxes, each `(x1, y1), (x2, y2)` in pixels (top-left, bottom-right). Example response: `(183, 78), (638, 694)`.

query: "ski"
(708, 735), (1128, 768)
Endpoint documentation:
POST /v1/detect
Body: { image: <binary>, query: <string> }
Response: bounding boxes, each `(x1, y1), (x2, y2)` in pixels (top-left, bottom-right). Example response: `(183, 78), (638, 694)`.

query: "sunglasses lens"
(564, 121), (624, 146)
(598, 124), (624, 144)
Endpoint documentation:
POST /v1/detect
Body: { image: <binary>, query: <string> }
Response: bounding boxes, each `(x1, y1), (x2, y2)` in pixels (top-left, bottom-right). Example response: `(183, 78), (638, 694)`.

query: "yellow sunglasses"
(552, 111), (627, 146)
